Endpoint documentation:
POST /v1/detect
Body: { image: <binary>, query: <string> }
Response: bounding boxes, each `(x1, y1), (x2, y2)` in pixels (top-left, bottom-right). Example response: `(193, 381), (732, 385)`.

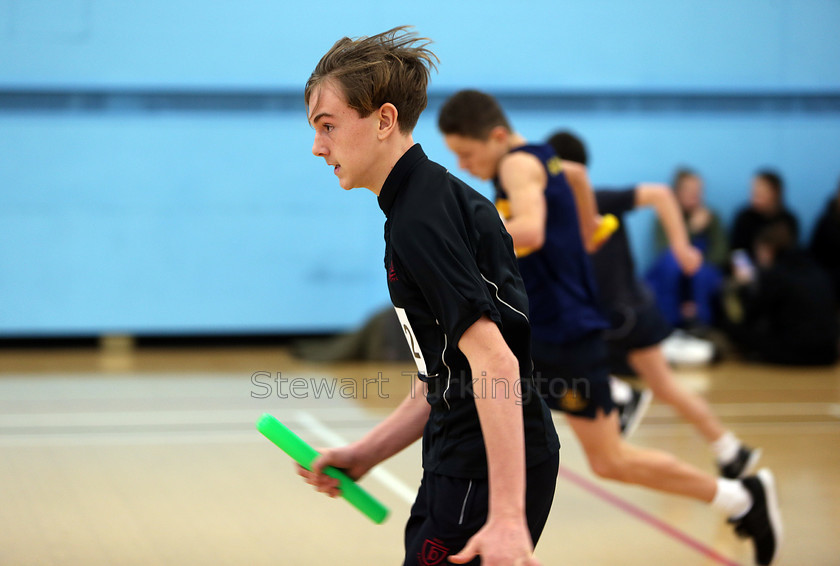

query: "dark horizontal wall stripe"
(481, 92), (840, 114)
(0, 89), (306, 113)
(2, 89), (840, 114)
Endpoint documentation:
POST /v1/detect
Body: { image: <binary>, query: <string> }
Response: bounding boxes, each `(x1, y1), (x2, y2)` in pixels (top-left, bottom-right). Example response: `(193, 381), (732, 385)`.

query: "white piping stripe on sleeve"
(480, 274), (529, 322)
(440, 331), (451, 411)
(458, 480), (473, 525)
(442, 276), (525, 412)
(481, 273), (536, 385)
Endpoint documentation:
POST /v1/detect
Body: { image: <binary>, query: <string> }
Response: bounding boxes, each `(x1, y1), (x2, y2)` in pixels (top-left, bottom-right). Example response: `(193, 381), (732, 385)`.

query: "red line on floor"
(557, 465), (741, 566)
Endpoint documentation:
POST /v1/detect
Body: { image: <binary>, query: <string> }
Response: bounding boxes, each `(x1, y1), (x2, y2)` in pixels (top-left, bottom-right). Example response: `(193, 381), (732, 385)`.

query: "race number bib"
(394, 307), (428, 375)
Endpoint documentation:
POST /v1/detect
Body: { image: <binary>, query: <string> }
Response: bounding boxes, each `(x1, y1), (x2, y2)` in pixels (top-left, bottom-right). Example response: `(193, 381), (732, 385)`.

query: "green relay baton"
(256, 413), (389, 524)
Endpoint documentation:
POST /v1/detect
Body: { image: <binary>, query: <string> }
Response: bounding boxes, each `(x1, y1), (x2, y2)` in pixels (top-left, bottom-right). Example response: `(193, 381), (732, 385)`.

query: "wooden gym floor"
(0, 345), (838, 565)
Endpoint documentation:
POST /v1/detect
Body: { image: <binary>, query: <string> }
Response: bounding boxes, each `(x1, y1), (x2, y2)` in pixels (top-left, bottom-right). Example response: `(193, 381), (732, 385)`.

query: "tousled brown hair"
(305, 26), (438, 134)
(437, 89), (511, 140)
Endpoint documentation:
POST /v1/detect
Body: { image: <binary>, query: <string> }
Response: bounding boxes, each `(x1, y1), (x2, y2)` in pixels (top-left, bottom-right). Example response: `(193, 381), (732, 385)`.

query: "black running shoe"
(729, 469), (783, 565)
(719, 446), (762, 479)
(617, 387), (652, 439)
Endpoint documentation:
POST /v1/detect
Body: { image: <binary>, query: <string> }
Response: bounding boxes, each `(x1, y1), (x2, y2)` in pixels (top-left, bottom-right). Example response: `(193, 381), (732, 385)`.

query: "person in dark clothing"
(298, 28), (559, 566)
(732, 221), (838, 366)
(809, 179), (840, 307)
(729, 170), (799, 258)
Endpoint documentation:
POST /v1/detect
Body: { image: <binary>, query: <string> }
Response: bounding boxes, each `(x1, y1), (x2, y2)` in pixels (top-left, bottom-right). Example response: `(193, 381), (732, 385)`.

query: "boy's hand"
(449, 517), (539, 566)
(296, 443), (372, 498)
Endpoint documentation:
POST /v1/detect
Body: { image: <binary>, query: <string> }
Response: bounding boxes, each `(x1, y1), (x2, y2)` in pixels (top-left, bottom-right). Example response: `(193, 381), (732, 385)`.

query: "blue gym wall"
(1, 0), (839, 336)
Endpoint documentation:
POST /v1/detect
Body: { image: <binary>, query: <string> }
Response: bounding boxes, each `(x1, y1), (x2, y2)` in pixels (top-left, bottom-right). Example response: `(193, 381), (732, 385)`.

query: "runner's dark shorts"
(530, 330), (614, 419)
(403, 451), (559, 566)
(603, 301), (673, 375)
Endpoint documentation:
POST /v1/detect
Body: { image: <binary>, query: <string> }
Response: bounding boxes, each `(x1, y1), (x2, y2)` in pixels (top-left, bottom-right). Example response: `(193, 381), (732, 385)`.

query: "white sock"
(610, 376), (633, 404)
(711, 478), (752, 519)
(711, 431), (741, 464)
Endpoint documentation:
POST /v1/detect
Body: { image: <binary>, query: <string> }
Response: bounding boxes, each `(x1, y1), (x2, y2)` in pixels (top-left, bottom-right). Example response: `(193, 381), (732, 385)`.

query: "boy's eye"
(324, 124), (334, 132)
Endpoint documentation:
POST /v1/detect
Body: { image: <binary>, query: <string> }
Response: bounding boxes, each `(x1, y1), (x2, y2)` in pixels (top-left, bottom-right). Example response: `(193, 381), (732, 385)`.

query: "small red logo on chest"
(388, 260), (399, 282)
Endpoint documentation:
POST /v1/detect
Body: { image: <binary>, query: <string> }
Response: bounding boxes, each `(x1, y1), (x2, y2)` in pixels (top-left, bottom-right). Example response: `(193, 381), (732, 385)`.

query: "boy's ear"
(377, 103), (399, 139)
(489, 125), (508, 143)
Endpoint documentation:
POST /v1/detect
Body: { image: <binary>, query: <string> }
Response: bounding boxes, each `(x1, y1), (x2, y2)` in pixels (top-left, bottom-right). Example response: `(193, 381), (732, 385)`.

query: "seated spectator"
(726, 221), (838, 366)
(809, 177), (840, 306)
(729, 169), (799, 257)
(645, 168), (726, 328)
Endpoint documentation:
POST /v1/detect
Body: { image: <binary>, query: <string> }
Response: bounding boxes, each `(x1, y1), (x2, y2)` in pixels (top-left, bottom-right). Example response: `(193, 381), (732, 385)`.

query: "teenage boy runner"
(438, 89), (782, 565)
(548, 131), (761, 478)
(298, 29), (560, 566)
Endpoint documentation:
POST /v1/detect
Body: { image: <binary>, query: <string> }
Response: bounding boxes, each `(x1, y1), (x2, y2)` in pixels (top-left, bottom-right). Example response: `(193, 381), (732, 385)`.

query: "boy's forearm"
(565, 168), (599, 251)
(473, 366), (527, 519)
(503, 216), (545, 251)
(459, 317), (529, 520)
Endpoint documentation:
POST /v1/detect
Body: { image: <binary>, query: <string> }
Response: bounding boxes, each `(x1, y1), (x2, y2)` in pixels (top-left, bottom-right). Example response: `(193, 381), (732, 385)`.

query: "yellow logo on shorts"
(560, 390), (588, 412)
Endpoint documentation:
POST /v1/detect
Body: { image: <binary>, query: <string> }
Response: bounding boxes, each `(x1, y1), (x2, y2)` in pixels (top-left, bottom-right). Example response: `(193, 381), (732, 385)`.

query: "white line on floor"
(294, 410), (417, 505)
(1, 401), (835, 429)
(0, 410), (264, 428)
(0, 431), (264, 447)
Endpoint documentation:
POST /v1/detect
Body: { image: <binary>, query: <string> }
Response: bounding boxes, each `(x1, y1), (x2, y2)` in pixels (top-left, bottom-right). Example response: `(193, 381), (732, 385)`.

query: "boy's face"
(309, 80), (381, 191)
(443, 132), (506, 181)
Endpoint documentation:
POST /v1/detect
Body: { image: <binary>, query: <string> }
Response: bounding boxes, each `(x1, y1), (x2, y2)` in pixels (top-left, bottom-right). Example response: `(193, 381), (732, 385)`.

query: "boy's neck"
(367, 134), (415, 196)
(506, 132), (528, 151)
